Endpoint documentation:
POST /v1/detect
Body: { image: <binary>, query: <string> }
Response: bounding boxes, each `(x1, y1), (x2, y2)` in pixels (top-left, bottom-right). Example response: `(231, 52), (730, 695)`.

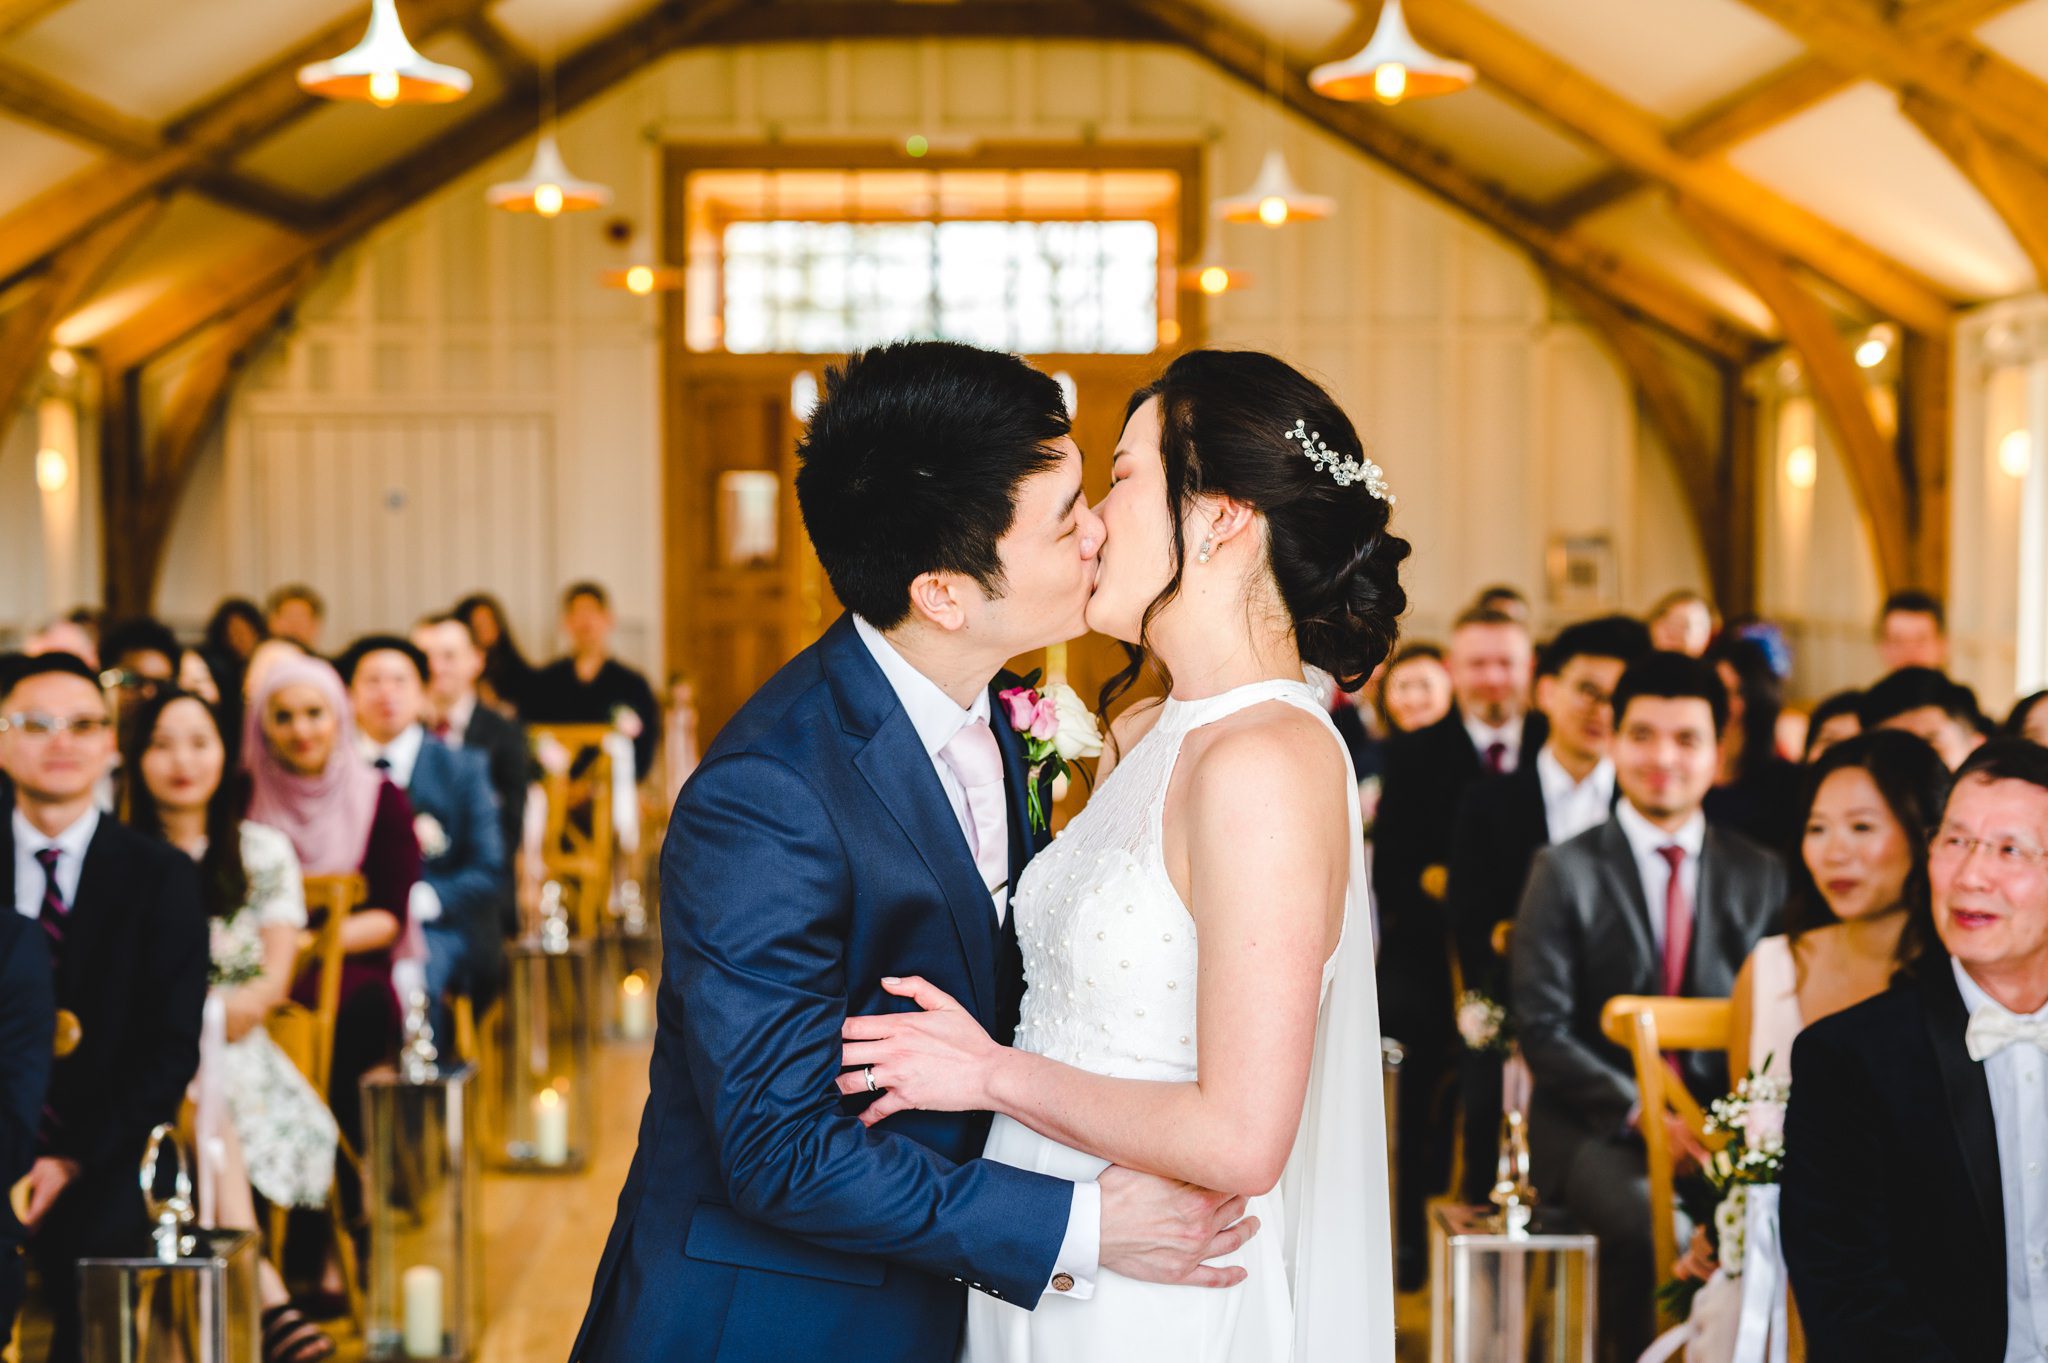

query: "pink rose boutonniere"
(997, 672), (1104, 834)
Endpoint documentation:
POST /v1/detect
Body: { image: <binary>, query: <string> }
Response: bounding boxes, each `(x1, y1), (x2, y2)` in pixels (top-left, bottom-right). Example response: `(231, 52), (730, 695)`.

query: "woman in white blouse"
(124, 689), (340, 1363)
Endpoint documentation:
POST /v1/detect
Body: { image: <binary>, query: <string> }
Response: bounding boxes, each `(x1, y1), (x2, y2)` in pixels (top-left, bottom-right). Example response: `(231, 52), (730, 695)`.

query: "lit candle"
(401, 1264), (442, 1358)
(619, 973), (653, 1041)
(533, 1085), (570, 1166)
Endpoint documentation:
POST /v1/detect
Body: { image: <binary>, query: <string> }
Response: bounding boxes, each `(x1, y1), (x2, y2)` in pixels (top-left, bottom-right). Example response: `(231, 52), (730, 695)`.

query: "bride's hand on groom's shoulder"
(839, 976), (1004, 1126)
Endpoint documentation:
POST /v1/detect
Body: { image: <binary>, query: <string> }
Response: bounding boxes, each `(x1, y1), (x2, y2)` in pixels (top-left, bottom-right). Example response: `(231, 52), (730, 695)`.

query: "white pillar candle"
(401, 1264), (443, 1358)
(619, 973), (653, 1041)
(534, 1086), (570, 1166)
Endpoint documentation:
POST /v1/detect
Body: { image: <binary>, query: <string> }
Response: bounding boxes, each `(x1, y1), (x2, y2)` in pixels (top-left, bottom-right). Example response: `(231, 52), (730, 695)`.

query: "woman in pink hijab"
(245, 655), (420, 1145)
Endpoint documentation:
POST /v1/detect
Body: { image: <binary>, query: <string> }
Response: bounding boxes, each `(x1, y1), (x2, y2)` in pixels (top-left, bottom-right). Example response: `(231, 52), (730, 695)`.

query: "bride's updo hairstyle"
(1101, 349), (1410, 717)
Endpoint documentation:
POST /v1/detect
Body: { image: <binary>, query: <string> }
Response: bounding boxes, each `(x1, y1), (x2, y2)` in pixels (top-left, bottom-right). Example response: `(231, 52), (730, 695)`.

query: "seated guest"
(1375, 640), (1452, 736)
(1705, 637), (1802, 852)
(1877, 588), (1949, 672)
(1446, 614), (1650, 1201)
(123, 689), (340, 1361)
(454, 592), (534, 716)
(0, 654), (208, 1363)
(525, 581), (662, 778)
(0, 908), (54, 1345)
(1801, 688), (1863, 761)
(1510, 651), (1784, 1363)
(265, 584), (326, 655)
(1783, 740), (2048, 1362)
(243, 636), (308, 703)
(341, 636), (507, 1026)
(203, 596), (268, 683)
(1863, 665), (1988, 771)
(2006, 688), (2048, 747)
(245, 656), (420, 1148)
(23, 615), (98, 669)
(413, 614), (529, 910)
(1647, 588), (1717, 658)
(1473, 583), (1532, 626)
(100, 616), (182, 733)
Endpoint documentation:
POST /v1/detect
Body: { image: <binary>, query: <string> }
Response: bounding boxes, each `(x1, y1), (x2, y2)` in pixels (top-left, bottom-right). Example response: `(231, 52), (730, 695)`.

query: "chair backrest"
(282, 872), (365, 1095)
(530, 722), (616, 935)
(1599, 994), (1734, 1330)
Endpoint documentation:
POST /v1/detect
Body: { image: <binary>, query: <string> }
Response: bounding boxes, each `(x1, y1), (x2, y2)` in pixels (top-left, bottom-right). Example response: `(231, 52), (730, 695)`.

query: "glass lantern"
(362, 1061), (479, 1361)
(485, 934), (596, 1171)
(1428, 1203), (1597, 1363)
(600, 877), (662, 1043)
(79, 1126), (260, 1363)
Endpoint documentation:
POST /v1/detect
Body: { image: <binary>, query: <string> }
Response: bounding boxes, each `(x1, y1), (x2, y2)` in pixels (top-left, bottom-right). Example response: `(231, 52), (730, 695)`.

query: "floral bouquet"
(997, 671), (1104, 834)
(1702, 1059), (1789, 1277)
(1455, 990), (1513, 1055)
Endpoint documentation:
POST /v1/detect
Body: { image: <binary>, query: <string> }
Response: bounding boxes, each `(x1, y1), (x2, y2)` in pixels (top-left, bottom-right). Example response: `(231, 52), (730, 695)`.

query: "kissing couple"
(573, 342), (1404, 1362)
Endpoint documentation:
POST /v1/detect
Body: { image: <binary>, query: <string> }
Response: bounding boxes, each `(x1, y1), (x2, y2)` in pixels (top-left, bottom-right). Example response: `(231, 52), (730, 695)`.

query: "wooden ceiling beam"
(694, 1), (1159, 44)
(1678, 198), (1917, 593)
(1898, 90), (2048, 285)
(190, 171), (329, 233)
(0, 57), (161, 157)
(0, 197), (159, 427)
(1406, 0), (1955, 333)
(0, 0), (69, 43)
(461, 12), (535, 83)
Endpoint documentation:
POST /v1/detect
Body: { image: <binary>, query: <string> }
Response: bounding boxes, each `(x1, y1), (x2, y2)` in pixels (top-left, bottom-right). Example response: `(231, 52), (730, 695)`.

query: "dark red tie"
(432, 719), (452, 741)
(1657, 844), (1693, 995)
(34, 846), (66, 964)
(1484, 741), (1507, 775)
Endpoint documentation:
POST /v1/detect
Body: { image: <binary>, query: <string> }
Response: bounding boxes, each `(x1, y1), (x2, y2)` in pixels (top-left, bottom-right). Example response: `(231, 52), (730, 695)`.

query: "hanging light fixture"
(297, 0), (472, 107)
(1309, 0), (1474, 106)
(1214, 37), (1334, 227)
(600, 224), (682, 295)
(489, 33), (609, 217)
(1178, 262), (1252, 295)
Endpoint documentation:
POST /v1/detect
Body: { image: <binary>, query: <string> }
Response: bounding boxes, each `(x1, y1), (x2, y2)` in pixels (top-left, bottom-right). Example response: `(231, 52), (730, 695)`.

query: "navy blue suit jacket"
(0, 909), (54, 1251)
(405, 736), (508, 997)
(572, 616), (1072, 1363)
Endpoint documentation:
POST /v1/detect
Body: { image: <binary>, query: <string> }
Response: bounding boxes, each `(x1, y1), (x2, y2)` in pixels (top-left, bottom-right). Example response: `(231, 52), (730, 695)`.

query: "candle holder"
(1428, 1203), (1596, 1363)
(79, 1126), (261, 1363)
(484, 931), (596, 1171)
(362, 1062), (479, 1361)
(1489, 1109), (1537, 1235)
(601, 879), (662, 1042)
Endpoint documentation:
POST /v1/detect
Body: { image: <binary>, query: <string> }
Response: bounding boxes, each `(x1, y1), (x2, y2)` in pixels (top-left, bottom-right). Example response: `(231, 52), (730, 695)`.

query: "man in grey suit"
(1510, 652), (1785, 1363)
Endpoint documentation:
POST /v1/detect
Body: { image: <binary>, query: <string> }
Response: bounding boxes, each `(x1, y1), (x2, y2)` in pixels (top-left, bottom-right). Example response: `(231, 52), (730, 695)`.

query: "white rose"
(1046, 683), (1104, 763)
(1456, 1000), (1496, 1050)
(414, 813), (450, 860)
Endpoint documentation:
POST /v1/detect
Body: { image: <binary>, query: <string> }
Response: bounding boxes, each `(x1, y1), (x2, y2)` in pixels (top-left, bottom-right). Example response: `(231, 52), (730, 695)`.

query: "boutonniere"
(997, 672), (1104, 834)
(414, 813), (450, 861)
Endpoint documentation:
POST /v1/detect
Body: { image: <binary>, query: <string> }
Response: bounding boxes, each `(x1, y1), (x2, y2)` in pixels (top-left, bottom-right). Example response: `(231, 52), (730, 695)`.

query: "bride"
(838, 350), (1405, 1361)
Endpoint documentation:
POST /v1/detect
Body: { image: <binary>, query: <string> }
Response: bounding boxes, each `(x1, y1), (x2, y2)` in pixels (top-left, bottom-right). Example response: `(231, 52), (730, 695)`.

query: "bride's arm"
(841, 712), (1349, 1197)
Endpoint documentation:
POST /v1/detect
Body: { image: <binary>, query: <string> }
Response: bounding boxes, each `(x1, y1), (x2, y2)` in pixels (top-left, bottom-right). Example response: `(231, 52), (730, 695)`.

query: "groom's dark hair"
(794, 341), (1070, 628)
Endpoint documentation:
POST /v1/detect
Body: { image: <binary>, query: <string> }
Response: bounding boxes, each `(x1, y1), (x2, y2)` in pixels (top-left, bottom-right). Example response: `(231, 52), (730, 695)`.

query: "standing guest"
(1510, 652), (1783, 1363)
(1877, 589), (1949, 673)
(453, 593), (535, 716)
(265, 585), (326, 655)
(0, 653), (208, 1363)
(1375, 641), (1452, 736)
(1445, 614), (1650, 1201)
(244, 656), (419, 1148)
(1801, 689), (1864, 761)
(2005, 689), (2048, 747)
(1374, 605), (1545, 1286)
(1863, 666), (1989, 771)
(122, 689), (340, 1361)
(526, 582), (663, 779)
(0, 910), (53, 1345)
(1474, 584), (1532, 626)
(413, 614), (529, 906)
(1647, 589), (1717, 658)
(341, 636), (507, 1027)
(1705, 637), (1803, 851)
(1783, 740), (2048, 1362)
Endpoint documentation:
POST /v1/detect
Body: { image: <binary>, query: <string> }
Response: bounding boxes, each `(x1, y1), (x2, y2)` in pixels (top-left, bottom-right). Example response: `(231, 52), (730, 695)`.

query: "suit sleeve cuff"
(409, 881), (443, 924)
(1046, 1178), (1100, 1301)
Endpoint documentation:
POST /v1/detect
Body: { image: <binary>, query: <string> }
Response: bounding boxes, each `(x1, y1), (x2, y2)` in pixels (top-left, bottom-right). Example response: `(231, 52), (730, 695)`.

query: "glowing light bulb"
(1854, 336), (1889, 369)
(47, 348), (76, 378)
(1158, 318), (1182, 347)
(368, 69), (400, 107)
(625, 265), (655, 295)
(1785, 444), (1818, 490)
(2000, 429), (2032, 479)
(1374, 63), (1409, 103)
(1258, 196), (1289, 226)
(35, 448), (67, 493)
(1198, 266), (1231, 295)
(533, 183), (564, 218)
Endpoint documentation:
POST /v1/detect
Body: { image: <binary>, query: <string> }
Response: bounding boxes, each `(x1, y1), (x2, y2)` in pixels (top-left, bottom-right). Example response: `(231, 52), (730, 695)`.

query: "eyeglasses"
(0, 712), (113, 739)
(1929, 824), (2048, 869)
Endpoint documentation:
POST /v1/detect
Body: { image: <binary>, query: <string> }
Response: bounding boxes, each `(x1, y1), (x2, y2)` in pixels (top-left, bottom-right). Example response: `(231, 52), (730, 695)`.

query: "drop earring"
(1197, 539), (1213, 564)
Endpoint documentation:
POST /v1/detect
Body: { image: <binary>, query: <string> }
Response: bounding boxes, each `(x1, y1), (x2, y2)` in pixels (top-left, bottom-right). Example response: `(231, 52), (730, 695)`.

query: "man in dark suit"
(0, 652), (208, 1363)
(416, 614), (529, 934)
(1785, 739), (2048, 1363)
(1374, 604), (1544, 1282)
(343, 636), (509, 1024)
(526, 582), (662, 780)
(1446, 614), (1649, 1202)
(0, 901), (55, 1342)
(1510, 651), (1783, 1362)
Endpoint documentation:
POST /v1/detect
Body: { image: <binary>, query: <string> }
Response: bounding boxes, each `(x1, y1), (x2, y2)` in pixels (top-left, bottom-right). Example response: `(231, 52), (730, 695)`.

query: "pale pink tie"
(939, 717), (1009, 900)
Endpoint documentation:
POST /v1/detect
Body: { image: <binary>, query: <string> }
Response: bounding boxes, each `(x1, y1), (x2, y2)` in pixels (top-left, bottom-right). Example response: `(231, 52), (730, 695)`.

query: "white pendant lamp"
(1309, 0), (1474, 106)
(297, 0), (472, 107)
(489, 129), (610, 217)
(1215, 148), (1334, 227)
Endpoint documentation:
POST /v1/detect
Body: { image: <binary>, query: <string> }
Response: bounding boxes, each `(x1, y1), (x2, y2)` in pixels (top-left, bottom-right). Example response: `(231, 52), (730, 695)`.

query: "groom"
(572, 342), (1255, 1362)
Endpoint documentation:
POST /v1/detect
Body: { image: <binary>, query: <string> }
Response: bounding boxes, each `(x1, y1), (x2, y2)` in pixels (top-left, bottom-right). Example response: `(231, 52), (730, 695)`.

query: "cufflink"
(1051, 1273), (1075, 1292)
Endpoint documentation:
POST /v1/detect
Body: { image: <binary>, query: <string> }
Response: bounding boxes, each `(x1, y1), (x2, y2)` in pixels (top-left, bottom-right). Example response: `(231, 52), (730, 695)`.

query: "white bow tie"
(1965, 1008), (2048, 1062)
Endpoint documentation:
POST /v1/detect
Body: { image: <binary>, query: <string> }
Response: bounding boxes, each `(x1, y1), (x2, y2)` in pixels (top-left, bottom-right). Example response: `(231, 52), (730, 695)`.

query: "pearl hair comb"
(1286, 419), (1394, 503)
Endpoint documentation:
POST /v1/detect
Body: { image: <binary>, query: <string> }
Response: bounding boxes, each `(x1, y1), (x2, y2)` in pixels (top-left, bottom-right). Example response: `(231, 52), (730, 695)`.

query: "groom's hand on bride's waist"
(1096, 1165), (1260, 1289)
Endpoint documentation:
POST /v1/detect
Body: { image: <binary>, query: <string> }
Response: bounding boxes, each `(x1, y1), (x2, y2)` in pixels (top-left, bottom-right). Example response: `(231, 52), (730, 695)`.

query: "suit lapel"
(1688, 829), (1724, 994)
(62, 819), (121, 994)
(990, 682), (1041, 893)
(1515, 762), (1549, 845)
(1921, 964), (2006, 1242)
(1595, 818), (1658, 977)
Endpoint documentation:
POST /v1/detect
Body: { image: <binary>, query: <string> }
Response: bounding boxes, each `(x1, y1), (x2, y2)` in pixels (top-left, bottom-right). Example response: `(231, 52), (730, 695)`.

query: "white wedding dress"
(965, 678), (1396, 1363)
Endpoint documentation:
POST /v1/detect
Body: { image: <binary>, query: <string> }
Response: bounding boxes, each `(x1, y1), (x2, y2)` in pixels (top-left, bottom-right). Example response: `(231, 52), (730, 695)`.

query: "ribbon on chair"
(194, 994), (228, 1224)
(1501, 1050), (1532, 1117)
(603, 730), (640, 857)
(1731, 1184), (1789, 1363)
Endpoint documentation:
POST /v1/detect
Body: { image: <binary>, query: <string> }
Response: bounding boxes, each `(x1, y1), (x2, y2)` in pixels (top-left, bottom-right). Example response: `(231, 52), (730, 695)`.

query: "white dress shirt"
(440, 693), (477, 748)
(1536, 747), (1613, 846)
(852, 615), (1100, 1298)
(1952, 957), (2048, 1361)
(13, 805), (98, 920)
(1613, 798), (1705, 957)
(1465, 713), (1525, 774)
(358, 725), (441, 925)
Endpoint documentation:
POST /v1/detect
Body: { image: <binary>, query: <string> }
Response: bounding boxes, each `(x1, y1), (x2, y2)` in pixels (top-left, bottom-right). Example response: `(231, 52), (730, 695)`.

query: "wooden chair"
(1599, 995), (1733, 1331)
(6, 1010), (82, 1363)
(531, 722), (618, 937)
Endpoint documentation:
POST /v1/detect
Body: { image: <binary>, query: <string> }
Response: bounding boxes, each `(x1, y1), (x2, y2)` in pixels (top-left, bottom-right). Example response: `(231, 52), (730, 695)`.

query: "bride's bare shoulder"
(1179, 701), (1347, 821)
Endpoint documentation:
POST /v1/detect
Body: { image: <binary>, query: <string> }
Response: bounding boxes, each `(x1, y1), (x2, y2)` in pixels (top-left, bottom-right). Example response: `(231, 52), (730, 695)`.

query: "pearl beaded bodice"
(1009, 679), (1336, 1083)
